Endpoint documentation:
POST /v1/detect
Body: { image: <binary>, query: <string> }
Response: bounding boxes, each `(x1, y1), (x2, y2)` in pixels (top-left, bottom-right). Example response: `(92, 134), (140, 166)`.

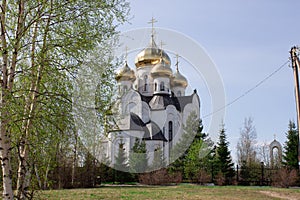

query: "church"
(104, 32), (200, 170)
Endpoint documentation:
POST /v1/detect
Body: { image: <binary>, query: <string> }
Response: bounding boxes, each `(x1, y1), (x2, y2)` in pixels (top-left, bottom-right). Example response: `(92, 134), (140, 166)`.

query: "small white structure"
(103, 34), (200, 169)
(269, 139), (282, 167)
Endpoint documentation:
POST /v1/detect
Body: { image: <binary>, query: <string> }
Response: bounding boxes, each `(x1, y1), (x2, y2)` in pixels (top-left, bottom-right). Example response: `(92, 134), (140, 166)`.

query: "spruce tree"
(184, 139), (204, 181)
(129, 138), (148, 173)
(151, 146), (166, 171)
(183, 119), (214, 181)
(114, 141), (129, 183)
(169, 112), (214, 182)
(283, 120), (299, 170)
(169, 111), (199, 175)
(215, 124), (235, 184)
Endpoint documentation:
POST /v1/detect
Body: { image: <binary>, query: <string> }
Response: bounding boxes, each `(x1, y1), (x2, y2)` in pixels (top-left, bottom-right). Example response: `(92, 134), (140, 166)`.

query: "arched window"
(154, 82), (157, 91)
(160, 82), (165, 91)
(144, 75), (148, 91)
(123, 85), (128, 92)
(177, 91), (181, 96)
(168, 121), (173, 141)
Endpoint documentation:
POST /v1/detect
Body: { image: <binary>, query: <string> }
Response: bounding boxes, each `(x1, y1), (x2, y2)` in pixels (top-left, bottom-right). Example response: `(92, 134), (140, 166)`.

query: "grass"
(37, 184), (300, 200)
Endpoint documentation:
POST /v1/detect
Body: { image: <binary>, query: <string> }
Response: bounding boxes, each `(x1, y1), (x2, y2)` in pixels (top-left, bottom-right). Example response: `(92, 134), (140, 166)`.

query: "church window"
(154, 82), (157, 91)
(123, 85), (128, 92)
(144, 75), (148, 91)
(177, 91), (181, 96)
(168, 121), (173, 141)
(160, 82), (165, 91)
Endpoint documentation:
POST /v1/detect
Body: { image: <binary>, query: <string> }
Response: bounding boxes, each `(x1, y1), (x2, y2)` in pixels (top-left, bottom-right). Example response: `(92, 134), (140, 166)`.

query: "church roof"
(171, 68), (188, 88)
(129, 112), (167, 141)
(145, 121), (167, 141)
(140, 90), (198, 112)
(149, 94), (181, 111)
(176, 94), (195, 110)
(151, 58), (173, 78)
(135, 37), (171, 68)
(130, 112), (147, 131)
(115, 62), (136, 82)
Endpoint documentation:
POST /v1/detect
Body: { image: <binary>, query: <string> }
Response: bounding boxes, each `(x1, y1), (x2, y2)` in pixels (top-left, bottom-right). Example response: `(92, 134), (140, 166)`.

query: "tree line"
(110, 114), (299, 187)
(0, 1), (129, 199)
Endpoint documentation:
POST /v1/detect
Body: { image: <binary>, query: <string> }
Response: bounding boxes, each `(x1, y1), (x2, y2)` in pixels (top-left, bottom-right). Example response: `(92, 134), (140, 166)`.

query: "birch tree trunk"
(0, 0), (23, 198)
(0, 106), (14, 199)
(0, 1), (129, 199)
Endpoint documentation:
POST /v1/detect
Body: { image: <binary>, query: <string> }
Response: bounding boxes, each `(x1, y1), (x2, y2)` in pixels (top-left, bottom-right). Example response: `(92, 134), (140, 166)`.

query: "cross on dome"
(148, 17), (158, 40)
(160, 41), (166, 58)
(124, 46), (129, 63)
(175, 54), (180, 71)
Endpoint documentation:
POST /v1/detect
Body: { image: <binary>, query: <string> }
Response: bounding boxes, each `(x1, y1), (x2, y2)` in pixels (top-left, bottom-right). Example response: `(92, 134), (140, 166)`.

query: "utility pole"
(290, 46), (300, 171)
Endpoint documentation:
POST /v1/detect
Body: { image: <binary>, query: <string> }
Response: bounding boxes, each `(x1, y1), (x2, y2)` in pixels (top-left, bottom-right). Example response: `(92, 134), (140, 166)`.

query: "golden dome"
(171, 68), (188, 88)
(135, 39), (171, 68)
(151, 59), (173, 78)
(115, 62), (136, 82)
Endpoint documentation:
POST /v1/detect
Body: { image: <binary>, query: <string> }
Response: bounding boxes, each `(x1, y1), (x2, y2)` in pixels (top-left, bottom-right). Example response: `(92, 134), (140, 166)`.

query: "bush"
(138, 168), (182, 185)
(272, 167), (299, 188)
(197, 169), (211, 185)
(215, 172), (225, 186)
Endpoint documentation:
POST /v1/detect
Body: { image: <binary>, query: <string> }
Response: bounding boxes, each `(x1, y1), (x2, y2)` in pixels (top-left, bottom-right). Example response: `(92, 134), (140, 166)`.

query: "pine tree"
(151, 146), (166, 171)
(170, 111), (199, 164)
(129, 138), (148, 173)
(169, 113), (214, 182)
(283, 120), (299, 170)
(183, 119), (212, 180)
(114, 141), (129, 183)
(215, 124), (235, 185)
(184, 139), (204, 181)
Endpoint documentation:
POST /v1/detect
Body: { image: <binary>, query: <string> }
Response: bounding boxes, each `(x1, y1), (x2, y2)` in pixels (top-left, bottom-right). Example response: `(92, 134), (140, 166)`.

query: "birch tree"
(237, 117), (259, 166)
(0, 1), (129, 199)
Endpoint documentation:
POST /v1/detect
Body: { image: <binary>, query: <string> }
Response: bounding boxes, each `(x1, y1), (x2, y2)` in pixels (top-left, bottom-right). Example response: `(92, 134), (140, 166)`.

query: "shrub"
(272, 167), (299, 188)
(197, 169), (211, 185)
(215, 172), (225, 186)
(138, 168), (182, 185)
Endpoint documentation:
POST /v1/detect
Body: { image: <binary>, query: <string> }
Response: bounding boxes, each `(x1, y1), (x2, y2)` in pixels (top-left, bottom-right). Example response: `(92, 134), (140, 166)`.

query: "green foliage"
(114, 141), (130, 183)
(151, 146), (166, 171)
(238, 160), (261, 185)
(214, 124), (235, 184)
(170, 111), (199, 164)
(98, 160), (115, 183)
(183, 123), (214, 182)
(282, 120), (299, 170)
(129, 138), (148, 173)
(169, 111), (214, 183)
(0, 0), (130, 195)
(184, 139), (204, 181)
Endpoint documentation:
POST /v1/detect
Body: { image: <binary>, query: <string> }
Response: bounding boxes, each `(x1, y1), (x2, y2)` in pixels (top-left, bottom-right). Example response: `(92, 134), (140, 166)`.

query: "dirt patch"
(260, 191), (300, 200)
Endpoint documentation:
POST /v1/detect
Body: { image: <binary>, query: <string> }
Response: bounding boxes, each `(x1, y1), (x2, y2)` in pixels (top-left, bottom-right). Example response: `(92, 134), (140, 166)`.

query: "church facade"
(104, 34), (200, 169)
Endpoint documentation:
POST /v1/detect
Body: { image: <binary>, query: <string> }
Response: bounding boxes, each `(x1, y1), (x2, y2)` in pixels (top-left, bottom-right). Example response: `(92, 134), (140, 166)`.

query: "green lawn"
(37, 184), (300, 200)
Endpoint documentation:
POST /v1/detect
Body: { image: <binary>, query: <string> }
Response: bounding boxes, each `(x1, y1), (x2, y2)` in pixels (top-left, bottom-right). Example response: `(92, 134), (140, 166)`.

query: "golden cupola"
(151, 58), (173, 78)
(172, 68), (188, 88)
(115, 62), (136, 82)
(135, 37), (171, 68)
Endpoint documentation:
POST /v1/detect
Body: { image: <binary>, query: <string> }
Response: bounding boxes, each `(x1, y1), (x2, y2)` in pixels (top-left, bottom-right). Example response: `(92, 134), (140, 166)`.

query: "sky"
(116, 0), (300, 162)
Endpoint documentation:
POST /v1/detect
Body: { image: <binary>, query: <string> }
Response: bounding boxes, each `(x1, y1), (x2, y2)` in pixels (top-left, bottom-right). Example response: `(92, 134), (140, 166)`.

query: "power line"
(203, 59), (290, 119)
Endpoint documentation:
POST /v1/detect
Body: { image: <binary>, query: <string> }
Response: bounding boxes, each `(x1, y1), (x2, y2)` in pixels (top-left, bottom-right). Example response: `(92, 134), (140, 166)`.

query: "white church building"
(104, 33), (200, 169)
